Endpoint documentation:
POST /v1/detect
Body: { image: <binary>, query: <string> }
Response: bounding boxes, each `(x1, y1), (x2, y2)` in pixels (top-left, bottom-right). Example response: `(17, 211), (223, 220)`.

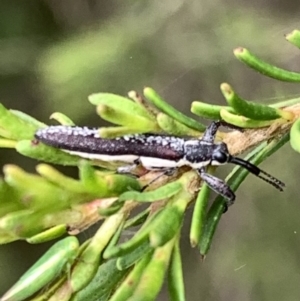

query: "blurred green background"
(1, 1), (300, 300)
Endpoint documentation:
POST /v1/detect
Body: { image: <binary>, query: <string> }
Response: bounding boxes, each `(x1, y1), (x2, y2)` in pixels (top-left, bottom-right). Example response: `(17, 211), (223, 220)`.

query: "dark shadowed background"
(0, 1), (300, 300)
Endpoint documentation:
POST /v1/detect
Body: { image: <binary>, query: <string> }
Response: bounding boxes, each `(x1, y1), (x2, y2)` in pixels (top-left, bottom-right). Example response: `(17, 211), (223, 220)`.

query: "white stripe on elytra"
(139, 157), (210, 170)
(63, 149), (211, 170)
(63, 150), (139, 163)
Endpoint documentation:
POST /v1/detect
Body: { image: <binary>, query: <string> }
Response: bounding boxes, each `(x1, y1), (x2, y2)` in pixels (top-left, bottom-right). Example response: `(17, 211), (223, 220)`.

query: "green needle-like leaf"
(124, 208), (150, 228)
(144, 87), (206, 131)
(128, 237), (176, 301)
(190, 181), (211, 247)
(116, 239), (152, 270)
(191, 101), (235, 120)
(156, 113), (201, 136)
(89, 93), (154, 120)
(16, 140), (82, 166)
(109, 251), (153, 301)
(1, 237), (79, 301)
(168, 236), (185, 301)
(10, 110), (46, 128)
(118, 181), (182, 203)
(149, 205), (184, 248)
(234, 47), (300, 82)
(36, 164), (88, 194)
(0, 138), (17, 148)
(220, 108), (277, 128)
(49, 112), (75, 125)
(26, 225), (67, 243)
(221, 83), (293, 121)
(98, 126), (155, 138)
(72, 259), (127, 301)
(96, 104), (158, 132)
(70, 212), (126, 292)
(0, 104), (41, 140)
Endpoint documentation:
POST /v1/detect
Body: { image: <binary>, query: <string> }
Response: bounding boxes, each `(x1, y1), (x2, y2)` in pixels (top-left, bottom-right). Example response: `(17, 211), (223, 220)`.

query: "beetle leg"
(117, 158), (141, 174)
(201, 120), (243, 143)
(201, 121), (221, 142)
(197, 168), (235, 211)
(117, 164), (138, 174)
(142, 168), (177, 191)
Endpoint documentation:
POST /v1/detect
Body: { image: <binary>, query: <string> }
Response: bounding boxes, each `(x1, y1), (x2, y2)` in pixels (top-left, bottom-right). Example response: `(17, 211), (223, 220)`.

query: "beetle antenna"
(229, 157), (285, 191)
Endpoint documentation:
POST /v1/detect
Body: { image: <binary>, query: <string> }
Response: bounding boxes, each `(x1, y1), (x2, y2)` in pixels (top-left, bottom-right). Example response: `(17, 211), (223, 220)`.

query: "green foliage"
(1, 31), (300, 301)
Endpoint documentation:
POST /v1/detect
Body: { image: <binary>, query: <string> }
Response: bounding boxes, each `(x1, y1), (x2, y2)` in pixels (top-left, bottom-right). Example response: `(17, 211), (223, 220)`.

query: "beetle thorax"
(183, 140), (213, 169)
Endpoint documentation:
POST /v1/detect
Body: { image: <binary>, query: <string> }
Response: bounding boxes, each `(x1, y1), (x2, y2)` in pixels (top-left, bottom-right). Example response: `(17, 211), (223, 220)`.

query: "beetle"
(34, 121), (284, 209)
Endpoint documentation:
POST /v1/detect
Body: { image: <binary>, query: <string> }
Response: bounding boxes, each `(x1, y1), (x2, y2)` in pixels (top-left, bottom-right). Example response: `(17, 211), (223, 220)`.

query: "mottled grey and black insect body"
(35, 126), (186, 167)
(35, 122), (285, 209)
(35, 126), (222, 170)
